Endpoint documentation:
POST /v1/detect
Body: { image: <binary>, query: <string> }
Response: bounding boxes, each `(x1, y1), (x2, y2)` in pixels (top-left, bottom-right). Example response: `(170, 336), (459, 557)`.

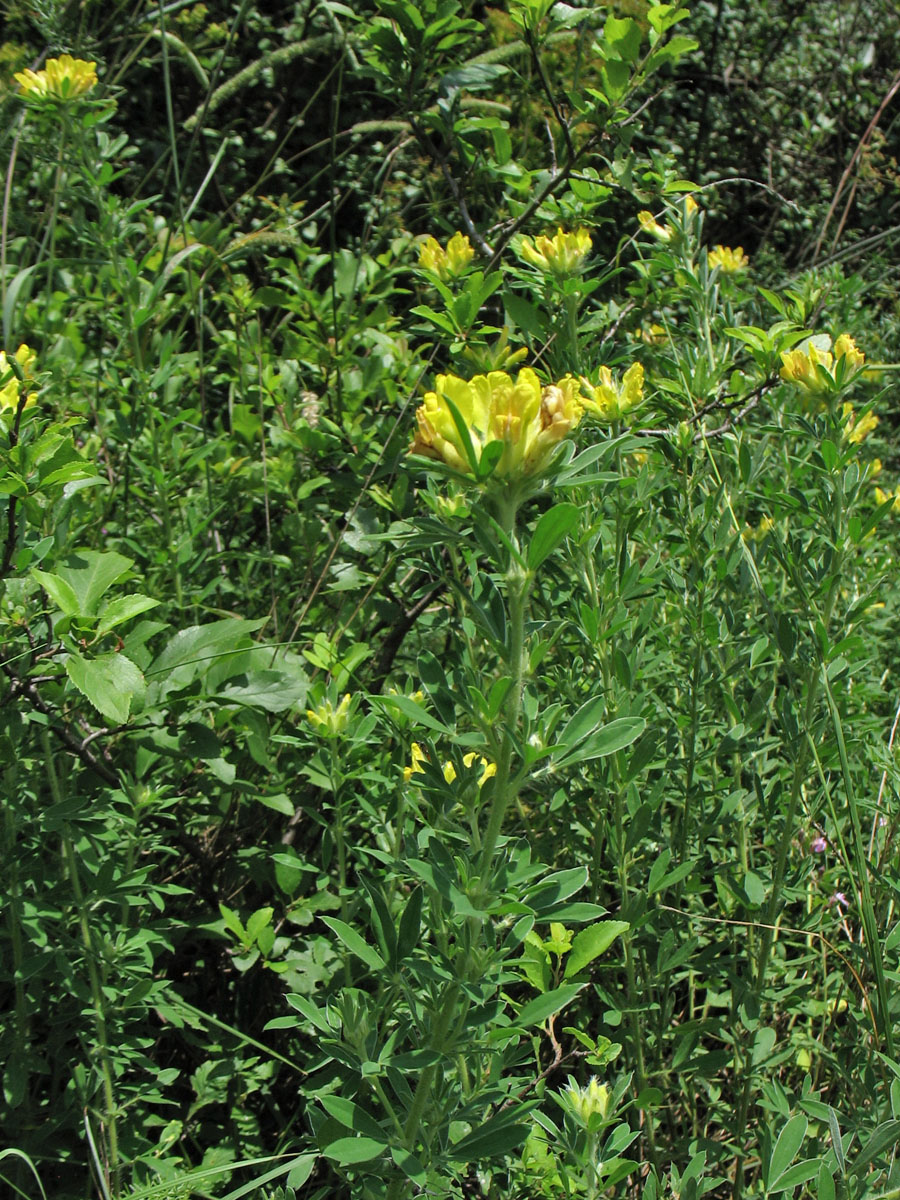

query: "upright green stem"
(41, 730), (120, 1195)
(477, 491), (529, 882)
(732, 482), (845, 1200)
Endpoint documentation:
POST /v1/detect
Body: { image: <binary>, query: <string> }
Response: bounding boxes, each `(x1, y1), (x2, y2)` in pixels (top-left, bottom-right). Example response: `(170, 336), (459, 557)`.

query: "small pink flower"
(830, 891), (849, 911)
(811, 836), (827, 853)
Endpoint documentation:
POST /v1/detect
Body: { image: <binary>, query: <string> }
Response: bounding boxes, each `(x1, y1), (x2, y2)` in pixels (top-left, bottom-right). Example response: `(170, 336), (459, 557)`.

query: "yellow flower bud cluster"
(306, 693), (352, 737)
(519, 227), (592, 277)
(707, 244), (749, 273)
(779, 335), (864, 395)
(564, 1077), (611, 1125)
(580, 362), (644, 423)
(0, 344), (37, 414)
(418, 232), (475, 281)
(841, 402), (878, 446)
(403, 742), (496, 787)
(411, 368), (584, 480)
(15, 55), (98, 101)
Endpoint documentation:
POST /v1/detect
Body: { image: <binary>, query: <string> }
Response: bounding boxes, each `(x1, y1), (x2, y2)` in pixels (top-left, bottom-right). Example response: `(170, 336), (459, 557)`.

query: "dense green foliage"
(2, 2), (900, 1198)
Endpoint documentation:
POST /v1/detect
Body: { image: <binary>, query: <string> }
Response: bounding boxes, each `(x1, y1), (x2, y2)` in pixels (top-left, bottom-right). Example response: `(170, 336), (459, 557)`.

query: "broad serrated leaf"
(96, 594), (161, 635)
(65, 650), (144, 724)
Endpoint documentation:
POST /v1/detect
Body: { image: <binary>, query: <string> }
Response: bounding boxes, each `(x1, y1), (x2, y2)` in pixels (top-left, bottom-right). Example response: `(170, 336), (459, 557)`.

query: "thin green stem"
(41, 730), (120, 1196)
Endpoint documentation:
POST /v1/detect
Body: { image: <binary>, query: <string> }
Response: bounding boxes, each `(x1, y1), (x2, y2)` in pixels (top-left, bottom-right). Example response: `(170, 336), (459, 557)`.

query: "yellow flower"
(410, 368), (584, 480)
(841, 402), (879, 446)
(418, 232), (474, 281)
(580, 362), (644, 423)
(743, 515), (774, 543)
(634, 323), (667, 345)
(519, 228), (592, 277)
(14, 54), (98, 101)
(306, 693), (352, 737)
(779, 335), (865, 396)
(0, 344), (37, 413)
(564, 1078), (610, 1125)
(875, 485), (900, 514)
(637, 210), (671, 241)
(833, 334), (865, 372)
(870, 458), (883, 478)
(462, 751), (497, 788)
(405, 743), (496, 787)
(403, 742), (427, 781)
(708, 244), (749, 272)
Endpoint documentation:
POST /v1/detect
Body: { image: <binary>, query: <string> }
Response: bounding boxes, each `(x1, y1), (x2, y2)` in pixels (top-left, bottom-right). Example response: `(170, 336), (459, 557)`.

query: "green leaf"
(217, 670), (308, 712)
(321, 918), (386, 970)
(322, 1136), (386, 1165)
(32, 570), (80, 617)
(371, 693), (454, 735)
(447, 1117), (530, 1162)
(767, 1115), (807, 1187)
(564, 921), (629, 978)
(52, 550), (134, 616)
(849, 1119), (900, 1175)
(504, 292), (546, 340)
(767, 1160), (821, 1193)
(96, 594), (161, 635)
(284, 993), (332, 1035)
(527, 503), (580, 570)
(390, 1145), (426, 1185)
(556, 710), (646, 766)
(319, 1095), (387, 1141)
(65, 650), (144, 724)
(515, 983), (583, 1029)
(148, 618), (266, 693)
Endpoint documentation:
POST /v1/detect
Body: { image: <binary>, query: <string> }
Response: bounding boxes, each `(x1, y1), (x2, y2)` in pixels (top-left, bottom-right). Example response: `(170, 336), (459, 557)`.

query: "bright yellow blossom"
(580, 362), (644, 423)
(637, 211), (671, 241)
(14, 55), (98, 101)
(411, 368), (584, 480)
(418, 232), (474, 280)
(306, 693), (352, 737)
(564, 1078), (611, 1125)
(405, 743), (496, 787)
(875, 485), (900, 514)
(0, 344), (36, 414)
(841, 402), (879, 445)
(780, 335), (865, 395)
(463, 751), (497, 787)
(708, 244), (749, 272)
(519, 228), (592, 276)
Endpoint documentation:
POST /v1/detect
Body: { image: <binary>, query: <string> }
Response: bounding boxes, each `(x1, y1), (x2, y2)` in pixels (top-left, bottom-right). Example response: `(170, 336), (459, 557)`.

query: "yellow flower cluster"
(411, 368), (584, 480)
(14, 55), (98, 101)
(779, 335), (864, 395)
(580, 362), (644, 423)
(306, 693), (351, 736)
(707, 245), (749, 272)
(841, 402), (878, 446)
(564, 1077), (610, 1124)
(418, 232), (474, 281)
(0, 344), (36, 414)
(519, 228), (592, 277)
(403, 742), (496, 787)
